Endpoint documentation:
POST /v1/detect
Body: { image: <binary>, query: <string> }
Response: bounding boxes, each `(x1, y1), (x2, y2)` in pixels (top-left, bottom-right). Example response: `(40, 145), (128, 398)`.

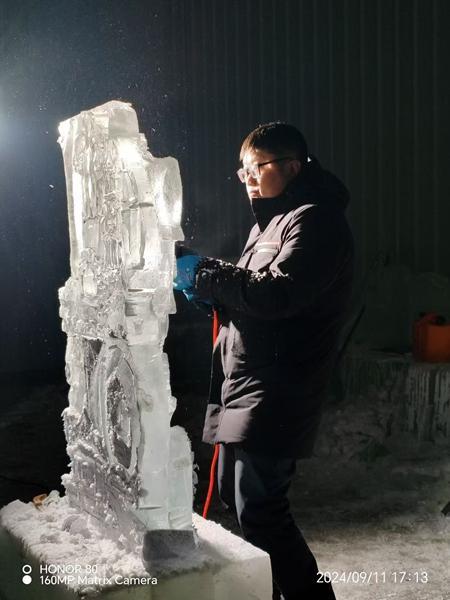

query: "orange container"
(413, 312), (450, 362)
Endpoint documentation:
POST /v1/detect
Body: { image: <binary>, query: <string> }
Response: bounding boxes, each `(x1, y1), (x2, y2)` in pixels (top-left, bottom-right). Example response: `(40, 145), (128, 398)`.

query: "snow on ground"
(206, 392), (450, 600)
(291, 455), (450, 600)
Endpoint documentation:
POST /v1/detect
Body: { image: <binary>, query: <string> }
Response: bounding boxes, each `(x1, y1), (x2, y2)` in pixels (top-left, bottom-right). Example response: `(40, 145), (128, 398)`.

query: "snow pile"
(315, 349), (450, 461)
(1, 493), (150, 595)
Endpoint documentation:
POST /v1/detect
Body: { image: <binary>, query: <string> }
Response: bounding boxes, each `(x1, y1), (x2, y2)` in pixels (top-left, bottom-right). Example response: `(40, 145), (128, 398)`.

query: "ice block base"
(0, 497), (272, 600)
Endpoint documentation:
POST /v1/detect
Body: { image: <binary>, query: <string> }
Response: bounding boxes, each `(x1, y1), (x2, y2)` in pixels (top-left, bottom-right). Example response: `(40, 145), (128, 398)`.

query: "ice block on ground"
(0, 496), (272, 599)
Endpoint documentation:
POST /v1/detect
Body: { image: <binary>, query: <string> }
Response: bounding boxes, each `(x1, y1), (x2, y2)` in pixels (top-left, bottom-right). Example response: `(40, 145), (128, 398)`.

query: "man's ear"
(289, 159), (302, 177)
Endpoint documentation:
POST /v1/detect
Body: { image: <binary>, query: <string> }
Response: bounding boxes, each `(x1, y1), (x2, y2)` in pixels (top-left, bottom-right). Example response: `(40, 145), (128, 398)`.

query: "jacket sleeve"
(194, 205), (353, 320)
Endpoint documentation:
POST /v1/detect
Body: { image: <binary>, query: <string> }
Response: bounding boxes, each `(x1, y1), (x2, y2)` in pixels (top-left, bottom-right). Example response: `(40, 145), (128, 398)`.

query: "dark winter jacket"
(194, 158), (354, 458)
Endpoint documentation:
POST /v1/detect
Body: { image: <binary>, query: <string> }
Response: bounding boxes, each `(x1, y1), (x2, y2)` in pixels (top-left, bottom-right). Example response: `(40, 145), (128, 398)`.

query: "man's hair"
(239, 122), (308, 164)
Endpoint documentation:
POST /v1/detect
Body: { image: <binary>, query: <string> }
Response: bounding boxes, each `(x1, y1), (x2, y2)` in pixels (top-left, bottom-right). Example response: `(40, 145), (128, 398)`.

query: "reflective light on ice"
(57, 100), (193, 551)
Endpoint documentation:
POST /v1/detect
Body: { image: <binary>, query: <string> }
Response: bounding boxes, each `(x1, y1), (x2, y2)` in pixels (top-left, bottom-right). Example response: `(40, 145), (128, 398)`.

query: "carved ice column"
(58, 101), (192, 546)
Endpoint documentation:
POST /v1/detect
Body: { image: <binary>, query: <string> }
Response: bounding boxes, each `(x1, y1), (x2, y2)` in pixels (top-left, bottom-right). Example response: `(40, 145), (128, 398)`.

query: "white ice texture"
(57, 101), (192, 549)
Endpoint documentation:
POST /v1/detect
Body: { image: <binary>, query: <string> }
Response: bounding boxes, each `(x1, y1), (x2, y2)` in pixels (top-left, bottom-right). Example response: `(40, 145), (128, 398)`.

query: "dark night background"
(1, 0), (450, 530)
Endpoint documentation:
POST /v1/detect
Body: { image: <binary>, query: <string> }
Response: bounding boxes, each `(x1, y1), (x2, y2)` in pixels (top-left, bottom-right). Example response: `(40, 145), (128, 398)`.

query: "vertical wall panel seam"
(377, 0), (383, 256)
(433, 0), (439, 271)
(313, 0), (319, 153)
(299, 0), (305, 125)
(234, 2), (242, 137)
(360, 0), (367, 272)
(413, 0), (419, 269)
(211, 1), (218, 209)
(328, 0), (334, 171)
(222, 3), (231, 179)
(258, 0), (264, 121)
(284, 1), (292, 120)
(246, 0), (253, 125)
(188, 0), (199, 241)
(394, 0), (400, 263)
(200, 0), (209, 226)
(343, 0), (350, 201)
(179, 1), (188, 155)
(272, 0), (278, 117)
(219, 2), (230, 236)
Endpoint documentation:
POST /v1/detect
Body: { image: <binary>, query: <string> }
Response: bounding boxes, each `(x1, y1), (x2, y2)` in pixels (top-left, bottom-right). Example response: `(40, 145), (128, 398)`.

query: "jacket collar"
(250, 188), (302, 232)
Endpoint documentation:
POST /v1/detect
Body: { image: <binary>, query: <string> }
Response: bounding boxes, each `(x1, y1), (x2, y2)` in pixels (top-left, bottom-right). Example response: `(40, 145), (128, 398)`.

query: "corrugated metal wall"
(172, 0), (450, 280)
(1, 0), (448, 374)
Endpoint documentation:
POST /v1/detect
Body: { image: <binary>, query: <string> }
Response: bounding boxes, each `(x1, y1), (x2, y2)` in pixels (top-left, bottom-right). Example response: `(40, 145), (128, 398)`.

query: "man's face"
(241, 149), (301, 200)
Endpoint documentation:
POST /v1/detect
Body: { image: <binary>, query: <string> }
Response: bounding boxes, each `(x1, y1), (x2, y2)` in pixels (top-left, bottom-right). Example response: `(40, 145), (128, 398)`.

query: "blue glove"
(173, 255), (202, 292)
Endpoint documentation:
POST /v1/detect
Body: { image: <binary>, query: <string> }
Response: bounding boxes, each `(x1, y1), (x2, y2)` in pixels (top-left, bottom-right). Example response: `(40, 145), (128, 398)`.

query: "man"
(174, 122), (354, 599)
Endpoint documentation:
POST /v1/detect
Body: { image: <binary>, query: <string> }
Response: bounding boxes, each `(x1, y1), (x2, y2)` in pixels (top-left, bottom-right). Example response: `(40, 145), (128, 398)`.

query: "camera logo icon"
(22, 565), (32, 585)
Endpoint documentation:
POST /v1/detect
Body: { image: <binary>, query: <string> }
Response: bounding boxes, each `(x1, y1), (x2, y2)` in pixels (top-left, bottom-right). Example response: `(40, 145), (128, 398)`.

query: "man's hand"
(173, 246), (213, 309)
(173, 255), (202, 291)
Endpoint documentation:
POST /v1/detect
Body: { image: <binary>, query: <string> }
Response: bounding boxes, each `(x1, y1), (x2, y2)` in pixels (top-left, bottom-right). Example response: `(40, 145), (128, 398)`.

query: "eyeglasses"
(236, 157), (294, 183)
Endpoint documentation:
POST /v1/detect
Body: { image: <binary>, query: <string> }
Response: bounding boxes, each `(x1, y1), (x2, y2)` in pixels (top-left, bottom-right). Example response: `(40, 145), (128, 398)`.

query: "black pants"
(217, 443), (336, 600)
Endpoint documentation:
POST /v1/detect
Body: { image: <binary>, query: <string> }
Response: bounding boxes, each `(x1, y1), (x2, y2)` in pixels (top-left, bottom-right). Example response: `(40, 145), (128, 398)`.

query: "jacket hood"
(250, 156), (350, 231)
(291, 155), (350, 210)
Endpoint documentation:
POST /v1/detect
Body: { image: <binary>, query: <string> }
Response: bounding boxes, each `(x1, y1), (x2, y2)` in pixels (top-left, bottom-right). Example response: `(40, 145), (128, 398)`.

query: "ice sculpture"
(57, 100), (193, 550)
